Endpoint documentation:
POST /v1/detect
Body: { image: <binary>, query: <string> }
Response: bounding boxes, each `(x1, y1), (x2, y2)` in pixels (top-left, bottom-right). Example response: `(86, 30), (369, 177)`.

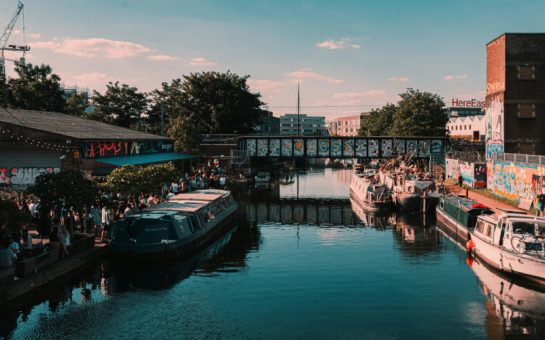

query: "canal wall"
(487, 159), (545, 204)
(445, 158), (487, 188)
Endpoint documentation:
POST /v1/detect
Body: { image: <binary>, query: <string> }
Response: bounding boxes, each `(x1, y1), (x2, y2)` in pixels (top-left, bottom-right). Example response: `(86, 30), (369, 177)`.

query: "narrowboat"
(350, 172), (393, 213)
(393, 177), (440, 213)
(111, 189), (239, 260)
(470, 209), (545, 284)
(436, 194), (493, 240)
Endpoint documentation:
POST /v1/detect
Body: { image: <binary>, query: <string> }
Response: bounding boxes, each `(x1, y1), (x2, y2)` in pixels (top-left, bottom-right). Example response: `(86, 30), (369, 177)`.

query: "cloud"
(247, 79), (285, 93)
(31, 37), (151, 59)
(189, 56), (218, 66)
(316, 37), (361, 50)
(71, 72), (108, 83)
(286, 68), (343, 84)
(333, 90), (386, 99)
(389, 76), (408, 82)
(444, 74), (468, 80)
(147, 54), (179, 61)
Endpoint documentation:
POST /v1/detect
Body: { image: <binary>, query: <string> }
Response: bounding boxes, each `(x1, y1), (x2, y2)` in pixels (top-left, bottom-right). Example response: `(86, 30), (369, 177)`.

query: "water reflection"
(470, 257), (545, 338)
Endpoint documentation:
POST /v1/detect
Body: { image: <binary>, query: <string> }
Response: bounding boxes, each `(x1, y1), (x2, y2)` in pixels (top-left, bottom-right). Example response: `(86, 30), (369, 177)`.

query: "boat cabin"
(439, 195), (493, 229)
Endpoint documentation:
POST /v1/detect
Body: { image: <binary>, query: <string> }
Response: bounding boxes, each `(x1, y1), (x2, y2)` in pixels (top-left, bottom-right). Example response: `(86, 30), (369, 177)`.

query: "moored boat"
(111, 189), (239, 260)
(436, 194), (493, 240)
(393, 177), (440, 213)
(470, 209), (545, 284)
(350, 172), (393, 213)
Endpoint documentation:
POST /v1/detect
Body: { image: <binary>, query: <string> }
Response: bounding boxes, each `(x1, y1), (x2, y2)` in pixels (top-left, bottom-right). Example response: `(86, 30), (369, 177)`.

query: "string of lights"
(0, 126), (78, 153)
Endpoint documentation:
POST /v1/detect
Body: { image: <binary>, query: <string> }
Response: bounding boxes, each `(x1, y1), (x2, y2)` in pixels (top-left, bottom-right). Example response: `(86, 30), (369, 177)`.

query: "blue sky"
(2, 0), (545, 118)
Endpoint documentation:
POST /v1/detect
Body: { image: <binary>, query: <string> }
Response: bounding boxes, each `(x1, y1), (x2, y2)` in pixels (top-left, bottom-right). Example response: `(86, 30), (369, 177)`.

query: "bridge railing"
(496, 153), (545, 166)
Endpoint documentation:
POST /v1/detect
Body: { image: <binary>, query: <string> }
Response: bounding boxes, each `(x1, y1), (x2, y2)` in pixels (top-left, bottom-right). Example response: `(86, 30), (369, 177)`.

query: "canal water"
(2, 168), (545, 339)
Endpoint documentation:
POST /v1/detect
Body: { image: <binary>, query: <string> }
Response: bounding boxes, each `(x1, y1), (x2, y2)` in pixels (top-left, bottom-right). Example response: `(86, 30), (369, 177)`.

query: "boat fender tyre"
(407, 185), (415, 194)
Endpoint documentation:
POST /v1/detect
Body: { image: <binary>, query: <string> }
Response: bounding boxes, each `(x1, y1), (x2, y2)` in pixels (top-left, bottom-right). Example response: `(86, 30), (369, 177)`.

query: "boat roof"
(442, 195), (483, 211)
(478, 211), (545, 224)
(144, 200), (209, 213)
(170, 189), (230, 202)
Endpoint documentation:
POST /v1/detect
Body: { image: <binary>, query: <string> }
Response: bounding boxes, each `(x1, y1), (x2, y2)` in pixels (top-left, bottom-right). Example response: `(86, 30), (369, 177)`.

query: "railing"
(496, 153), (545, 166)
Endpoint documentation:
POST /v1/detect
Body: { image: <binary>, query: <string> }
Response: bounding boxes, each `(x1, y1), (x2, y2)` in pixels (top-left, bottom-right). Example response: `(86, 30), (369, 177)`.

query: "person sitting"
(0, 238), (17, 268)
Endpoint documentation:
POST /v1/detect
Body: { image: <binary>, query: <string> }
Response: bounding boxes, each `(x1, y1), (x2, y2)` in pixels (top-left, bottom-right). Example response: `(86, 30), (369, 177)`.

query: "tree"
(27, 171), (98, 235)
(7, 62), (66, 112)
(65, 93), (88, 117)
(0, 73), (8, 108)
(391, 88), (447, 137)
(91, 81), (148, 128)
(167, 115), (201, 153)
(103, 163), (179, 196)
(360, 104), (396, 136)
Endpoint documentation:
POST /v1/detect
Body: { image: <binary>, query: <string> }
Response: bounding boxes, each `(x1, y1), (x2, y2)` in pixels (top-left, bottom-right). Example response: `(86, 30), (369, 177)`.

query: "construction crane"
(0, 1), (30, 80)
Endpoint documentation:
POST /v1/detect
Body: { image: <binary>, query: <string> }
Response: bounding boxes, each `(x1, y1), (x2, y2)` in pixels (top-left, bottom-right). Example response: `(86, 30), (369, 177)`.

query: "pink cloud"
(31, 37), (151, 59)
(444, 74), (468, 81)
(189, 56), (218, 66)
(147, 54), (179, 61)
(389, 76), (408, 82)
(316, 37), (361, 50)
(333, 90), (385, 99)
(286, 68), (343, 84)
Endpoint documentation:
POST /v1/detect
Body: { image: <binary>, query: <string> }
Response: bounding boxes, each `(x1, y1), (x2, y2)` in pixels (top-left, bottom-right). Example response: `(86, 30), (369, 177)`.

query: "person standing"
(101, 206), (111, 241)
(537, 192), (545, 217)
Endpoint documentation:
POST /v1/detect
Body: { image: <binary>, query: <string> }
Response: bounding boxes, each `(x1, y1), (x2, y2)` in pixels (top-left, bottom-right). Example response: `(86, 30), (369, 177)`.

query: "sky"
(2, 0), (545, 119)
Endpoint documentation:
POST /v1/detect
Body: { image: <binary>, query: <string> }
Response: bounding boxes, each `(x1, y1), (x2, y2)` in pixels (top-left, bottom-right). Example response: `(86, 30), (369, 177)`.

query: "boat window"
(485, 223), (494, 237)
(512, 222), (535, 235)
(475, 220), (484, 233)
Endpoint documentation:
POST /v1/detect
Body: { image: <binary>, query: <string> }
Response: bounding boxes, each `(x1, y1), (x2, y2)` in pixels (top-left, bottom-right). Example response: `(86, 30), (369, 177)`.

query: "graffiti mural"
(381, 140), (393, 157)
(294, 139), (305, 157)
(281, 139), (293, 157)
(246, 139), (256, 157)
(306, 139), (317, 157)
(368, 139), (379, 157)
(318, 139), (330, 157)
(257, 139), (268, 156)
(269, 139), (280, 156)
(418, 140), (430, 157)
(431, 140), (443, 155)
(394, 140), (405, 155)
(406, 140), (417, 155)
(445, 158), (461, 180)
(83, 141), (171, 158)
(355, 139), (367, 157)
(343, 139), (354, 157)
(485, 94), (504, 161)
(331, 139), (342, 157)
(488, 160), (545, 202)
(0, 167), (61, 186)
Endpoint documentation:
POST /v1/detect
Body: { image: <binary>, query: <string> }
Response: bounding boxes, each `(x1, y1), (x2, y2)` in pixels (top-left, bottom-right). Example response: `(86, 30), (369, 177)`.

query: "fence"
(496, 153), (545, 166)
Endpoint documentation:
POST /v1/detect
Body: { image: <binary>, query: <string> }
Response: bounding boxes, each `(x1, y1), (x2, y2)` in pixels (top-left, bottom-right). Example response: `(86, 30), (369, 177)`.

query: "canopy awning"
(94, 152), (198, 167)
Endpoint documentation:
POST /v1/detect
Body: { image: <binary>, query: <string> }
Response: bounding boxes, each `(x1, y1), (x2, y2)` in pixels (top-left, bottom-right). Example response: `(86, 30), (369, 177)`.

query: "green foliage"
(391, 88), (447, 137)
(167, 115), (201, 153)
(90, 81), (148, 128)
(65, 93), (88, 117)
(0, 73), (8, 108)
(359, 104), (396, 136)
(103, 163), (179, 196)
(7, 62), (66, 112)
(360, 89), (447, 137)
(27, 171), (98, 214)
(152, 72), (267, 151)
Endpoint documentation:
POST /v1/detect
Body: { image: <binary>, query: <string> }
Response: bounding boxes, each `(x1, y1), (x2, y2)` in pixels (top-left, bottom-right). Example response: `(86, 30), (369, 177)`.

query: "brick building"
(486, 33), (545, 159)
(330, 115), (361, 136)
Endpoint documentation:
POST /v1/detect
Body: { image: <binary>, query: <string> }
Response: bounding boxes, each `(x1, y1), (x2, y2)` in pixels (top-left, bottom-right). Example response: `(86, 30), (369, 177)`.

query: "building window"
(517, 103), (536, 118)
(517, 65), (536, 80)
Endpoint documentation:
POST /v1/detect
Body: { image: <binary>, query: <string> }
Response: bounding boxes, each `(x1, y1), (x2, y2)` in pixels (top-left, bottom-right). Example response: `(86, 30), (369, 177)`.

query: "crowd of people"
(0, 160), (231, 269)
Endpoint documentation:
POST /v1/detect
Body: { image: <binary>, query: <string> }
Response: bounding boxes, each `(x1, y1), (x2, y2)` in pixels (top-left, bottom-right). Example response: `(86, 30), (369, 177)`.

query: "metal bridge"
(237, 136), (447, 159)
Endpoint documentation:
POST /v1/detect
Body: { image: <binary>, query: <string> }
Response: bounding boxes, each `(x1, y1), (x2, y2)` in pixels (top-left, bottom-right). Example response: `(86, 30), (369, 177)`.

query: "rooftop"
(0, 108), (169, 141)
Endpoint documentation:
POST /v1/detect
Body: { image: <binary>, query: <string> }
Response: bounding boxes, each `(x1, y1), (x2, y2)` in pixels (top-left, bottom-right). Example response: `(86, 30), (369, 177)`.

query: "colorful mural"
(294, 139), (305, 156)
(394, 140), (405, 155)
(343, 139), (354, 157)
(430, 140), (443, 155)
(368, 139), (379, 157)
(406, 140), (417, 155)
(331, 139), (342, 157)
(257, 139), (268, 156)
(485, 94), (504, 161)
(418, 140), (430, 157)
(246, 139), (256, 156)
(269, 139), (280, 156)
(381, 140), (393, 157)
(83, 141), (171, 159)
(306, 139), (317, 157)
(355, 139), (367, 157)
(318, 139), (330, 157)
(281, 139), (293, 156)
(0, 167), (61, 186)
(488, 160), (545, 202)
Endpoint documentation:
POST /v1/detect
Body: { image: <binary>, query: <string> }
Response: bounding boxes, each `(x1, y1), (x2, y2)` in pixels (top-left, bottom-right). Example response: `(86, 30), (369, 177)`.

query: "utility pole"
(297, 82), (301, 135)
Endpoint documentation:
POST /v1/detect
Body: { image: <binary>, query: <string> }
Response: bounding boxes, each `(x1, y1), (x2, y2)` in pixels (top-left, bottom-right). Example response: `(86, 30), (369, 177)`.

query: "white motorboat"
(470, 209), (545, 284)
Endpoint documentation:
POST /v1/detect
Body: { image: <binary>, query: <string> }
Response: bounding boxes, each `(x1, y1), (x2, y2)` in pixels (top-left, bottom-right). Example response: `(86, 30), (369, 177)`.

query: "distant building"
(447, 115), (485, 141)
(62, 86), (90, 102)
(486, 33), (545, 158)
(445, 107), (484, 118)
(279, 114), (327, 135)
(254, 112), (280, 135)
(331, 115), (361, 136)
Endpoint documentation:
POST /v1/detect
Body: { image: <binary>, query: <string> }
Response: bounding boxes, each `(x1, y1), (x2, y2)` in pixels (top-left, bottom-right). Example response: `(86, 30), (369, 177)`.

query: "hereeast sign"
(451, 98), (485, 108)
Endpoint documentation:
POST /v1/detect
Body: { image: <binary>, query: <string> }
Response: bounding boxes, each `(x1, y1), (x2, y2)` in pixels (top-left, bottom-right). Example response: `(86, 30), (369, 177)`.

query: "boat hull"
(111, 207), (239, 262)
(350, 190), (393, 213)
(396, 193), (439, 213)
(436, 206), (470, 241)
(471, 232), (545, 285)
